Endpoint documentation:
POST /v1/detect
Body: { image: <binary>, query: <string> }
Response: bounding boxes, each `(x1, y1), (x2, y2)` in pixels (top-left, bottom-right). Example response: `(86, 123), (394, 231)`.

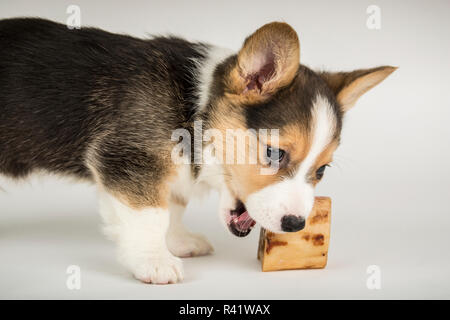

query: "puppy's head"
(206, 22), (396, 236)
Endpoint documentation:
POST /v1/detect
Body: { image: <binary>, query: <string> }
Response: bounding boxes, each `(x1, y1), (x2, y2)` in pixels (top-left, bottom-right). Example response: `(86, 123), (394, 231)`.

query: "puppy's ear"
(319, 66), (397, 112)
(227, 22), (300, 103)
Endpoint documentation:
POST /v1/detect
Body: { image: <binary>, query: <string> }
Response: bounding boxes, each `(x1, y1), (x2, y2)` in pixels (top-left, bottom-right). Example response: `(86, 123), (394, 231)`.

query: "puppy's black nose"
(281, 215), (305, 232)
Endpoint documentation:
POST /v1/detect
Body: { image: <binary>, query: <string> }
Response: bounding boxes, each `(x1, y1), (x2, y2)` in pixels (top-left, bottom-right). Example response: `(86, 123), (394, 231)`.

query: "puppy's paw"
(168, 232), (214, 258)
(131, 254), (184, 284)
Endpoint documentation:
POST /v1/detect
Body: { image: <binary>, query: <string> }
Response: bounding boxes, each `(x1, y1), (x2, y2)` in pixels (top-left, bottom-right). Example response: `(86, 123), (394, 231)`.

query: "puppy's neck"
(188, 45), (233, 187)
(194, 45), (234, 113)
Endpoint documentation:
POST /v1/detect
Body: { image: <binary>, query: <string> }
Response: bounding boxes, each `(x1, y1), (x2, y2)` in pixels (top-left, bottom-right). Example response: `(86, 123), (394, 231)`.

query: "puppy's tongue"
(233, 211), (256, 231)
(228, 200), (256, 237)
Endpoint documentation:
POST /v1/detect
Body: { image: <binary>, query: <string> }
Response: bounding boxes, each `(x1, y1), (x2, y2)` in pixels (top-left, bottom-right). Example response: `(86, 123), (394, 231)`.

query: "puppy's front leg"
(102, 192), (183, 284)
(167, 198), (214, 257)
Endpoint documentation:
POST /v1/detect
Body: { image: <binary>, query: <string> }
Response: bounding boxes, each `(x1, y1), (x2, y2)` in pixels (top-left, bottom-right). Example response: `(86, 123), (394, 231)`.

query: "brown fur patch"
(209, 99), (281, 200)
(170, 192), (187, 207)
(102, 146), (177, 210)
(111, 170), (172, 210)
(279, 124), (312, 167)
(311, 139), (339, 185)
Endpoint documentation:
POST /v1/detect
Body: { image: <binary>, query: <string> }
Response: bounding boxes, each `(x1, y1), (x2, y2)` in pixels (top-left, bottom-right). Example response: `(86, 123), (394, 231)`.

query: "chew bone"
(257, 197), (331, 271)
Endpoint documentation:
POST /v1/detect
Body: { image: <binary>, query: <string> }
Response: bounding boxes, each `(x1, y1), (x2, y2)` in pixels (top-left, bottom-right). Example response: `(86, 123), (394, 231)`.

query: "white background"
(1, 0), (449, 299)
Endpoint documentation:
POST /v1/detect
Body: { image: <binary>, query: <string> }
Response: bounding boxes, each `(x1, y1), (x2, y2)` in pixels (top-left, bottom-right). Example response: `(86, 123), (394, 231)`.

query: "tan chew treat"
(257, 197), (331, 271)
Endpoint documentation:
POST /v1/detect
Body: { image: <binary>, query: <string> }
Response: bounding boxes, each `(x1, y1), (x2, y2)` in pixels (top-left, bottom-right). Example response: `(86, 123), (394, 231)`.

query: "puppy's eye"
(266, 146), (286, 163)
(315, 165), (328, 180)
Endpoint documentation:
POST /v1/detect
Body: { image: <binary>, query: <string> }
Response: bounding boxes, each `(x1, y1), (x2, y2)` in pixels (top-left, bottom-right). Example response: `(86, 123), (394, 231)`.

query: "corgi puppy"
(0, 18), (395, 284)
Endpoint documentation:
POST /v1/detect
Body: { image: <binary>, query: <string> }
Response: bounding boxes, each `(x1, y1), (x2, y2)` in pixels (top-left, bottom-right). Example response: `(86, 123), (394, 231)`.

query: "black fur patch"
(243, 65), (342, 135)
(0, 18), (206, 203)
(0, 18), (343, 205)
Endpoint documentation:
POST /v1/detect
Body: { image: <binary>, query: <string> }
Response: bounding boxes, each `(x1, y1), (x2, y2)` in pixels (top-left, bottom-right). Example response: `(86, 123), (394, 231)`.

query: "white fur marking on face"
(290, 94), (337, 213)
(196, 45), (233, 111)
(244, 94), (337, 232)
(297, 94), (337, 182)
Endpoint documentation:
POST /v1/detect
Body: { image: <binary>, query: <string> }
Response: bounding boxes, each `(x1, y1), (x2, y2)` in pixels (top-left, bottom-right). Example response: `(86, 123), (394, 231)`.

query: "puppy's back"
(0, 18), (204, 180)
